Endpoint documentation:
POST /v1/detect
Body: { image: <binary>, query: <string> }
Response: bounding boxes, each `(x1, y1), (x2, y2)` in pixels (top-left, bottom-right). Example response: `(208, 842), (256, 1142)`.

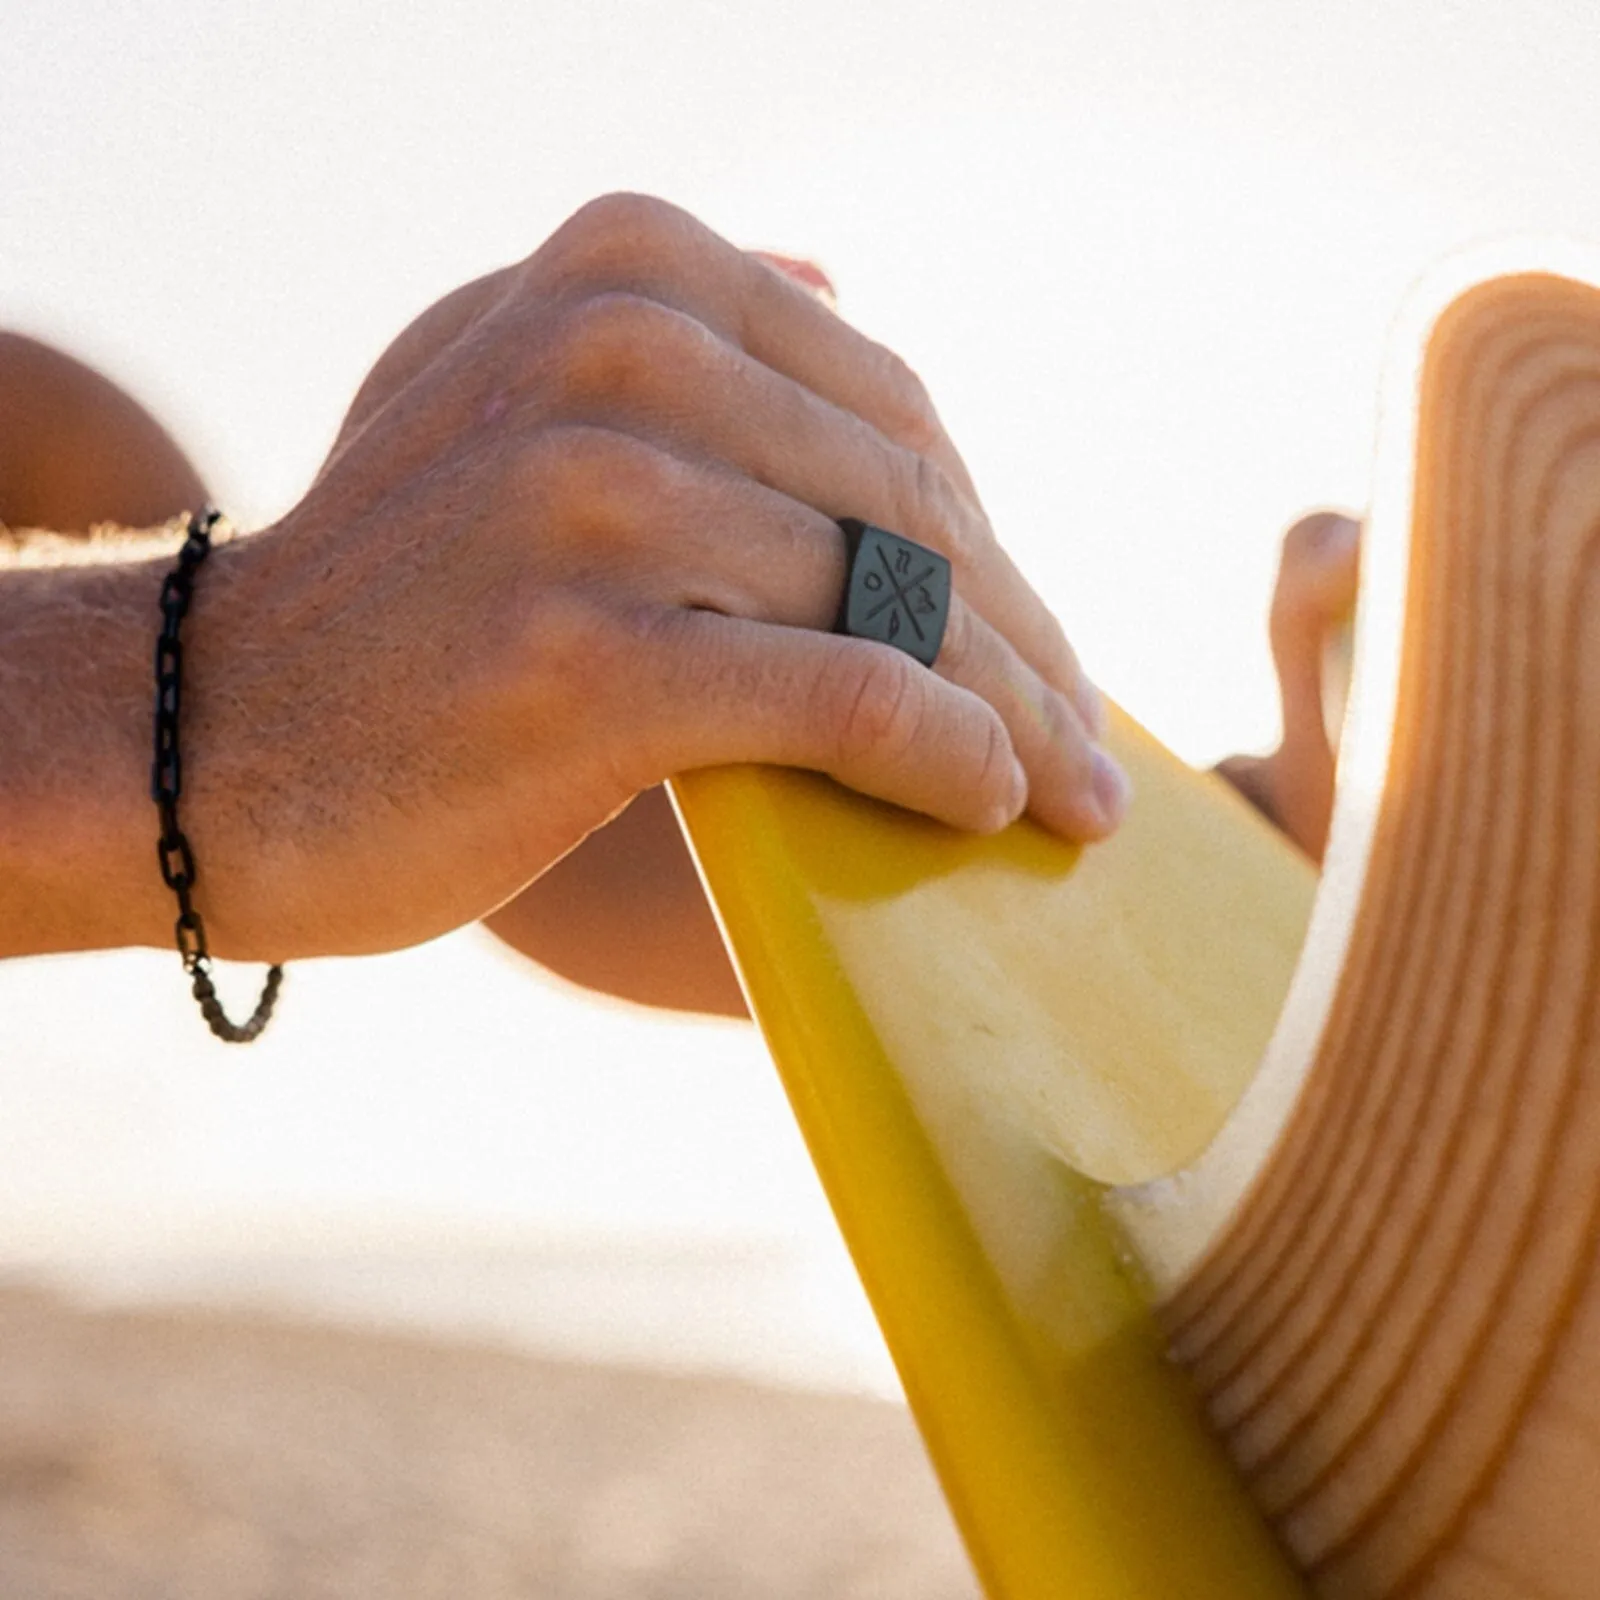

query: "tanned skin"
(493, 511), (1360, 1018)
(0, 336), (744, 1014)
(0, 216), (1352, 1013)
(0, 333), (207, 530)
(0, 196), (1127, 975)
(1214, 510), (1360, 867)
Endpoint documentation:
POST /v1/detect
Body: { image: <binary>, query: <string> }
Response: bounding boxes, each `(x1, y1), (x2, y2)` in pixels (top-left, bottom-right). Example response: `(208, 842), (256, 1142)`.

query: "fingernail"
(755, 252), (838, 304)
(1090, 747), (1132, 830)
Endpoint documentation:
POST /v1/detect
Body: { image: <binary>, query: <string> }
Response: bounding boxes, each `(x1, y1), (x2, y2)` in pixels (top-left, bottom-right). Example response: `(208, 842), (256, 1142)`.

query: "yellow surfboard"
(670, 725), (1314, 1599)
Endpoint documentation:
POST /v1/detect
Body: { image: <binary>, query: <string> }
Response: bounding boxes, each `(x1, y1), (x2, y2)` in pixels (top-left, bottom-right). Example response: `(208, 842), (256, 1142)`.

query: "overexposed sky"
(5, 0), (1600, 1384)
(15, 0), (1600, 754)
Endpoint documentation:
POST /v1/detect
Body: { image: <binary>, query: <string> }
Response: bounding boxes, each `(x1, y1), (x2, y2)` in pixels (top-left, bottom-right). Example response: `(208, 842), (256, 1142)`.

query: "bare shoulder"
(0, 329), (205, 531)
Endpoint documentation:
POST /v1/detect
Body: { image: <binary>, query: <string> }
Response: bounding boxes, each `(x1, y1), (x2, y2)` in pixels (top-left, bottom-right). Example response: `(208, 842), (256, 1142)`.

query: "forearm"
(0, 523), (206, 956)
(483, 785), (748, 1019)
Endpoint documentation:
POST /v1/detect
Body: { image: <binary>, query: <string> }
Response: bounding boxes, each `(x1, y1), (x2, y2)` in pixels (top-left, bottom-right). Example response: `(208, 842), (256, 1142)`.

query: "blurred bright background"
(6, 0), (1600, 1403)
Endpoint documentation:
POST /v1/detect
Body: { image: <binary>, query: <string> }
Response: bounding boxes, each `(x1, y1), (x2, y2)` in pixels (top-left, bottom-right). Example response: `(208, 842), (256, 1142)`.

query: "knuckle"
(551, 290), (682, 402)
(889, 447), (973, 565)
(519, 585), (607, 677)
(573, 191), (689, 242)
(934, 595), (974, 672)
(479, 572), (595, 718)
(540, 192), (700, 286)
(977, 713), (1016, 806)
(826, 652), (928, 771)
(1037, 612), (1084, 697)
(1037, 677), (1086, 766)
(503, 583), (648, 711)
(873, 343), (943, 454)
(939, 606), (1008, 711)
(517, 422), (660, 519)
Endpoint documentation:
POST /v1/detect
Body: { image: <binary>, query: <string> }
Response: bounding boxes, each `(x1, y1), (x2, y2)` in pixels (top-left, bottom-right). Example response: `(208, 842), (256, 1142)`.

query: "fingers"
(734, 247), (985, 496)
(510, 279), (1103, 733)
(1272, 511), (1361, 635)
(566, 443), (1128, 840)
(933, 598), (1128, 839)
(1215, 510), (1361, 865)
(533, 197), (980, 494)
(1269, 511), (1360, 750)
(633, 606), (1028, 835)
(494, 196), (1125, 840)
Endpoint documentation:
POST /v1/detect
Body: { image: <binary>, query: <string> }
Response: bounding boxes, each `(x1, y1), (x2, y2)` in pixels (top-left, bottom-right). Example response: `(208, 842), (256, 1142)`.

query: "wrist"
(0, 522), (281, 959)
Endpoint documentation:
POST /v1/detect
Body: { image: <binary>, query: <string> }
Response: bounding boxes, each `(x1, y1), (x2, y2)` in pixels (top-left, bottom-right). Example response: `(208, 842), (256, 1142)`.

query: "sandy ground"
(0, 1284), (978, 1600)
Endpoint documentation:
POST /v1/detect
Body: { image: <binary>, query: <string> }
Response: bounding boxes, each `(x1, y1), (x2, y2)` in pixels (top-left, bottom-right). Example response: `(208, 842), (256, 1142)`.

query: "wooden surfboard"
(670, 256), (1600, 1599)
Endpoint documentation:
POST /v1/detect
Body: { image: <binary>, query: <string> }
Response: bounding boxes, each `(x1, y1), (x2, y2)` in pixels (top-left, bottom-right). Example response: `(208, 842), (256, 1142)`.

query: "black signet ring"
(834, 519), (952, 669)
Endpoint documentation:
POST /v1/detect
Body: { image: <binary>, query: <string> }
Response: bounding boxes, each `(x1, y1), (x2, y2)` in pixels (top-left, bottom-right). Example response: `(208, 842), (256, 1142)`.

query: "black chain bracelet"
(153, 507), (284, 1043)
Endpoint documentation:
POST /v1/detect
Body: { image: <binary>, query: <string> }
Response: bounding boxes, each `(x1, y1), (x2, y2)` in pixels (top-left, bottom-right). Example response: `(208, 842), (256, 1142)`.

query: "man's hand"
(1, 195), (1125, 963)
